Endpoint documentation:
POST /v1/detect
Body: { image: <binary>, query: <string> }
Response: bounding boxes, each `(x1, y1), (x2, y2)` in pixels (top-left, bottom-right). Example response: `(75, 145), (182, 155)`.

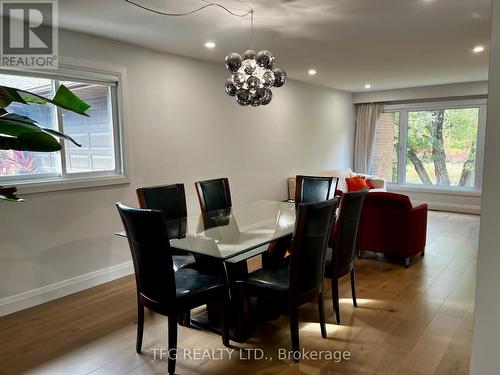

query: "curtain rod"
(355, 94), (488, 106)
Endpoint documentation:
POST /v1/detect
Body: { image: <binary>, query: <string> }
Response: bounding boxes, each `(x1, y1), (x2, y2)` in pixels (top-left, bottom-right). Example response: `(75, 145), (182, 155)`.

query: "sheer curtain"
(353, 103), (384, 173)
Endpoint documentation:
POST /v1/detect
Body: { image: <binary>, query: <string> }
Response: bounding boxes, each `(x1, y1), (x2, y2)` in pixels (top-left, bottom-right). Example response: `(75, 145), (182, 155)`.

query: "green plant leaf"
(41, 127), (81, 147)
(0, 112), (81, 147)
(51, 85), (91, 116)
(17, 131), (62, 151)
(18, 92), (46, 105)
(0, 132), (62, 151)
(0, 186), (25, 202)
(0, 194), (25, 202)
(0, 84), (91, 116)
(0, 113), (42, 137)
(0, 86), (27, 107)
(0, 134), (22, 150)
(2, 112), (38, 125)
(0, 84), (89, 151)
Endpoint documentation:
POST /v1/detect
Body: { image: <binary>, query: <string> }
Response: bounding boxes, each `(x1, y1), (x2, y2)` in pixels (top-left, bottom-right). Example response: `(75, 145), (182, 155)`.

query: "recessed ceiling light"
(308, 69), (317, 76)
(204, 41), (216, 49)
(473, 45), (484, 53)
(364, 84), (372, 89)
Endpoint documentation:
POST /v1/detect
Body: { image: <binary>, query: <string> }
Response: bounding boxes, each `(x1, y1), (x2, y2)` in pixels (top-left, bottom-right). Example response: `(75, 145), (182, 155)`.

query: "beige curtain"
(354, 103), (384, 173)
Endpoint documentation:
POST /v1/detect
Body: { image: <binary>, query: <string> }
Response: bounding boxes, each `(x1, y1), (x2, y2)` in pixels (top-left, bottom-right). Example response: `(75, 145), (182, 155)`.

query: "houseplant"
(0, 84), (90, 201)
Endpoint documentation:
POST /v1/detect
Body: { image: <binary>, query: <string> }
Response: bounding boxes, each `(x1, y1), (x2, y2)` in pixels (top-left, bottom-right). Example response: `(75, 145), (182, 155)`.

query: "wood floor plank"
(0, 211), (479, 375)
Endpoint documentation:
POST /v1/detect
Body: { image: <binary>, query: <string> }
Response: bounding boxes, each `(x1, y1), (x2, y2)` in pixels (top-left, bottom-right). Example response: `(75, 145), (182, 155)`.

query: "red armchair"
(356, 192), (428, 267)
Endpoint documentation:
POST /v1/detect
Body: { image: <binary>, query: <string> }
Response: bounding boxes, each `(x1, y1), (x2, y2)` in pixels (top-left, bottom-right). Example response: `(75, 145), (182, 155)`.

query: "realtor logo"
(1, 0), (58, 68)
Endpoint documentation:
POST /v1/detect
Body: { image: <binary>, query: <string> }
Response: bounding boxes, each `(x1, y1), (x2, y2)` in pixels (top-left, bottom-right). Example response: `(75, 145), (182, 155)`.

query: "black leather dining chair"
(236, 198), (339, 360)
(295, 175), (339, 204)
(136, 183), (187, 220)
(324, 188), (368, 324)
(116, 203), (229, 374)
(262, 175), (339, 269)
(195, 178), (232, 213)
(136, 184), (195, 271)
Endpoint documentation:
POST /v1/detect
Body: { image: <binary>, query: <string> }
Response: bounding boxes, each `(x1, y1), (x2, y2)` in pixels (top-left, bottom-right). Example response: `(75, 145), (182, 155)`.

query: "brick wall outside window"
(372, 112), (399, 182)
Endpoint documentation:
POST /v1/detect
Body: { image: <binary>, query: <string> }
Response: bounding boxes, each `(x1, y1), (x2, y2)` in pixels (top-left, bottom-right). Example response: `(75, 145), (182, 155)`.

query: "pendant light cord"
(125, 0), (255, 47)
(124, 0), (251, 18)
(250, 8), (254, 48)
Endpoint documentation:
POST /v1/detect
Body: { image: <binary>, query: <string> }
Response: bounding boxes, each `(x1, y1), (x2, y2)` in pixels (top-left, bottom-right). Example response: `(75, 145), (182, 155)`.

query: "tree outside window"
(371, 104), (484, 189)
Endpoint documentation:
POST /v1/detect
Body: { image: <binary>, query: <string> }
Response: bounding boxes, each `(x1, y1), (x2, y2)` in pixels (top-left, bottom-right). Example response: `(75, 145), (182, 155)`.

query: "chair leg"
(167, 315), (178, 375)
(404, 257), (411, 268)
(421, 249), (425, 257)
(136, 301), (144, 353)
(183, 310), (191, 327)
(289, 307), (300, 361)
(318, 292), (327, 339)
(179, 310), (191, 328)
(220, 298), (230, 347)
(331, 278), (340, 325)
(351, 269), (358, 308)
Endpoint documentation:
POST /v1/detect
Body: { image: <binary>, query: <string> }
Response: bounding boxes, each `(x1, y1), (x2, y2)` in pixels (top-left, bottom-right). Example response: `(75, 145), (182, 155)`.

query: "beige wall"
(0, 30), (355, 315)
(470, 0), (500, 373)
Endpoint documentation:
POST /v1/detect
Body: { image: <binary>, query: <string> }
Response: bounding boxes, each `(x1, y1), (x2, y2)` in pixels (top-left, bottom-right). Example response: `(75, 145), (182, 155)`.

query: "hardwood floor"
(0, 211), (479, 375)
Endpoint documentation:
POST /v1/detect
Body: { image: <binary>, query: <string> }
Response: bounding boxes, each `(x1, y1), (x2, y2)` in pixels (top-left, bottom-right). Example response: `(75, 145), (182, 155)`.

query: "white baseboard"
(388, 186), (482, 215)
(0, 261), (134, 317)
(414, 200), (481, 215)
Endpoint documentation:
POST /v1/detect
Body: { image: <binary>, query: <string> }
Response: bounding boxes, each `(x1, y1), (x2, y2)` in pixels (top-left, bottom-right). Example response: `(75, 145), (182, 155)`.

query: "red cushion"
(351, 175), (375, 189)
(345, 177), (369, 192)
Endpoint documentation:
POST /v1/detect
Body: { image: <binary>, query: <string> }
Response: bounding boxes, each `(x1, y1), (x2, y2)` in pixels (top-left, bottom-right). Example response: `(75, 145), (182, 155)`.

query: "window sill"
(387, 183), (482, 197)
(7, 174), (130, 195)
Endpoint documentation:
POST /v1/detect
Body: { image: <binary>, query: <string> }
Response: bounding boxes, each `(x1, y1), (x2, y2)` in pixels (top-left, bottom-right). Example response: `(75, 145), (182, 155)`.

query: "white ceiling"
(56, 0), (492, 92)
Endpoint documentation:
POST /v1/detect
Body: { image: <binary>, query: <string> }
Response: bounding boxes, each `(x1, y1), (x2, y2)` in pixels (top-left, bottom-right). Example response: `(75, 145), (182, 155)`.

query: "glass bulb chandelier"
(125, 0), (287, 108)
(224, 49), (286, 106)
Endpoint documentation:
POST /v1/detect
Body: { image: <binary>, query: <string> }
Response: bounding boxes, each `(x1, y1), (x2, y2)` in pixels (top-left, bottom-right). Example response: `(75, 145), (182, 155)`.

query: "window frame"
(383, 98), (487, 193)
(0, 64), (129, 193)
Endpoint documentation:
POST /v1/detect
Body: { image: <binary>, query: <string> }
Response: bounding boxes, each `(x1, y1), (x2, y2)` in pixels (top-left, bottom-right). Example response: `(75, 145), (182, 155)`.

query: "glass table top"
(117, 200), (296, 262)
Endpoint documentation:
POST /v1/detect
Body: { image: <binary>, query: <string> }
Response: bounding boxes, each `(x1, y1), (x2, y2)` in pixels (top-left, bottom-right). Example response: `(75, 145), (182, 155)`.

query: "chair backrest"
(289, 198), (339, 297)
(295, 175), (339, 204)
(363, 192), (412, 210)
(116, 203), (176, 305)
(195, 178), (232, 213)
(136, 184), (187, 221)
(331, 188), (368, 275)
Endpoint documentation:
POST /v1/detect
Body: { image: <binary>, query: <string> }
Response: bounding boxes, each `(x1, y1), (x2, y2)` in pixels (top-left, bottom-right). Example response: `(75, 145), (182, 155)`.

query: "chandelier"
(224, 49), (286, 106)
(125, 0), (287, 108)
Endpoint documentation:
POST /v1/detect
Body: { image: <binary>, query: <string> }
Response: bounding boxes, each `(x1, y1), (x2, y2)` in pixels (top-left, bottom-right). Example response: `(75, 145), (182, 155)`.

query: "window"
(60, 81), (116, 174)
(372, 100), (486, 190)
(0, 68), (124, 188)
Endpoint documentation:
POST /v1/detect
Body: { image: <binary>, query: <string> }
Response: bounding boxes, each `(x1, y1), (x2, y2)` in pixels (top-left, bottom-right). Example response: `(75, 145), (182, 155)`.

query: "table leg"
(190, 257), (252, 342)
(190, 236), (292, 342)
(224, 260), (249, 341)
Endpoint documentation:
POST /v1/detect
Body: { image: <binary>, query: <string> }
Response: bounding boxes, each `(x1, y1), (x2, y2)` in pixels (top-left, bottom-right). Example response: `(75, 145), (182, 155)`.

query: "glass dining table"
(117, 200), (295, 261)
(116, 200), (296, 341)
